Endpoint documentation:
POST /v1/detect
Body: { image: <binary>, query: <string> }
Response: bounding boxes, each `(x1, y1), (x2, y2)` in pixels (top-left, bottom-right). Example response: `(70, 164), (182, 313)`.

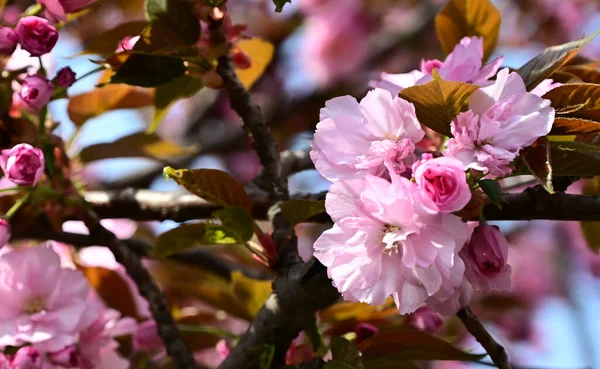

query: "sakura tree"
(0, 0), (599, 369)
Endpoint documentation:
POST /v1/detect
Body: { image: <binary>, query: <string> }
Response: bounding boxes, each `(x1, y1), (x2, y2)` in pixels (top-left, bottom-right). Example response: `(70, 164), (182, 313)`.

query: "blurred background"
(4, 0), (600, 367)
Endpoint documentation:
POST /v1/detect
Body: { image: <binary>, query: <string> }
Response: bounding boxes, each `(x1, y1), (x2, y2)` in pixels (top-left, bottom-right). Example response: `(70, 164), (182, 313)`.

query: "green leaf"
(273, 0), (291, 12)
(357, 327), (486, 362)
(399, 72), (478, 136)
(110, 54), (186, 87)
(434, 0), (501, 61)
(517, 30), (600, 91)
(150, 74), (204, 134)
(280, 199), (326, 226)
(79, 132), (197, 163)
(83, 21), (149, 55)
(153, 223), (210, 257)
(547, 141), (600, 176)
(144, 0), (200, 45)
(521, 137), (553, 193)
(478, 179), (502, 209)
(328, 337), (364, 369)
(68, 85), (154, 127)
(259, 344), (275, 369)
(163, 167), (252, 211)
(206, 207), (255, 245)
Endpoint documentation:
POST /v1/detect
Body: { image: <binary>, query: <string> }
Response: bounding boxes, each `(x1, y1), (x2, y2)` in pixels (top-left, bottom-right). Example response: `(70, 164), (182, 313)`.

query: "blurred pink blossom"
(0, 143), (45, 186)
(405, 306), (443, 333)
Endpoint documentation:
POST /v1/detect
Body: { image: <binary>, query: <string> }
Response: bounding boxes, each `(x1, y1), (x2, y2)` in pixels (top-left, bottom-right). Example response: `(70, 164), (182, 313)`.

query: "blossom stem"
(457, 307), (511, 369)
(75, 66), (105, 84)
(5, 192), (31, 220)
(22, 3), (42, 17)
(38, 105), (47, 138)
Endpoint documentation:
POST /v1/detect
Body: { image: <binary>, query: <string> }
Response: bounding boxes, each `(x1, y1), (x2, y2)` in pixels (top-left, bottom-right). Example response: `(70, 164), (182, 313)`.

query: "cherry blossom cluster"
(0, 245), (133, 369)
(310, 36), (556, 315)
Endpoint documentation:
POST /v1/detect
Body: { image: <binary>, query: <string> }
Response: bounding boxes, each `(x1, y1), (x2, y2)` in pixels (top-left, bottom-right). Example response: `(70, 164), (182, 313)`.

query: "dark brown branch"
(82, 187), (600, 222)
(209, 17), (288, 203)
(457, 307), (511, 369)
(79, 209), (199, 369)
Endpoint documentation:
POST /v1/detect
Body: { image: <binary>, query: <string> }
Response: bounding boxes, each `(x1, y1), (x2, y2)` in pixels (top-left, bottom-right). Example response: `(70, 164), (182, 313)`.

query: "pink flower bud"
(0, 352), (10, 369)
(15, 16), (58, 56)
(14, 75), (54, 113)
(11, 346), (42, 369)
(133, 320), (163, 352)
(232, 47), (251, 69)
(0, 27), (18, 55)
(54, 66), (76, 88)
(354, 323), (378, 345)
(412, 154), (471, 213)
(406, 306), (443, 333)
(421, 59), (443, 74)
(461, 224), (511, 293)
(216, 340), (231, 359)
(0, 143), (45, 186)
(116, 35), (140, 53)
(0, 219), (10, 248)
(48, 345), (81, 367)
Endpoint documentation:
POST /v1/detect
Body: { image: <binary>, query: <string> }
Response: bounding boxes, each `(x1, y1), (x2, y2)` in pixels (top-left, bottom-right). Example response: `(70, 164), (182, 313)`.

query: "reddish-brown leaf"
(551, 117), (600, 135)
(521, 137), (553, 193)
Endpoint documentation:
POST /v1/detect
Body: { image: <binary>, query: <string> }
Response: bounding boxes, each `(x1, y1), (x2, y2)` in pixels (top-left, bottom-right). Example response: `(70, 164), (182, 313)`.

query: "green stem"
(177, 324), (239, 339)
(39, 105), (47, 138)
(0, 187), (26, 194)
(22, 3), (42, 17)
(5, 192), (31, 220)
(37, 57), (46, 77)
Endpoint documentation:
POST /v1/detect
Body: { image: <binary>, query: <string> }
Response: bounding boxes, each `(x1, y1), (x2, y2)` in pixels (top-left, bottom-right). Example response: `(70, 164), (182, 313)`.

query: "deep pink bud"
(0, 143), (45, 186)
(0, 219), (10, 248)
(0, 27), (18, 55)
(15, 16), (58, 56)
(0, 352), (9, 369)
(11, 346), (42, 369)
(421, 59), (443, 74)
(216, 340), (231, 359)
(354, 323), (378, 345)
(14, 75), (54, 113)
(54, 66), (76, 88)
(461, 224), (511, 293)
(133, 320), (163, 352)
(116, 35), (139, 53)
(48, 345), (81, 367)
(406, 306), (443, 333)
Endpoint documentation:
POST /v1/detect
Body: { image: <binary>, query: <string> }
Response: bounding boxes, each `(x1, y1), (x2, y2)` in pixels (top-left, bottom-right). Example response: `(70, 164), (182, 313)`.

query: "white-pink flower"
(0, 245), (90, 351)
(443, 68), (555, 177)
(313, 174), (471, 315)
(311, 88), (424, 182)
(371, 36), (503, 96)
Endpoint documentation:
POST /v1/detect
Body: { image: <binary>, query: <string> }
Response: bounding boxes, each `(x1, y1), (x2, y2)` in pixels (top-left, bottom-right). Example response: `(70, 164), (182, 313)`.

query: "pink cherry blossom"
(0, 144), (45, 186)
(443, 68), (555, 177)
(38, 0), (98, 22)
(412, 153), (471, 213)
(0, 245), (90, 351)
(133, 319), (163, 352)
(530, 79), (562, 97)
(0, 353), (8, 369)
(313, 175), (470, 315)
(405, 306), (443, 333)
(47, 344), (81, 367)
(460, 224), (511, 294)
(13, 75), (54, 113)
(354, 323), (378, 344)
(15, 16), (58, 57)
(311, 88), (424, 182)
(371, 36), (503, 96)
(302, 4), (370, 87)
(0, 220), (10, 249)
(11, 346), (42, 369)
(0, 27), (17, 55)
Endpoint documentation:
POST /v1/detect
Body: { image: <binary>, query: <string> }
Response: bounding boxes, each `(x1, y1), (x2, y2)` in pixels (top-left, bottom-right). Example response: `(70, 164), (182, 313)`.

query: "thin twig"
(79, 208), (199, 369)
(457, 307), (511, 369)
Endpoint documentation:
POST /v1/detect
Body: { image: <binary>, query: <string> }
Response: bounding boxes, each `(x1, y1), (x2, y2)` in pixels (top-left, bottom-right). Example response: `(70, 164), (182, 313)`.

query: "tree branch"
(79, 208), (199, 369)
(81, 187), (600, 222)
(457, 307), (511, 369)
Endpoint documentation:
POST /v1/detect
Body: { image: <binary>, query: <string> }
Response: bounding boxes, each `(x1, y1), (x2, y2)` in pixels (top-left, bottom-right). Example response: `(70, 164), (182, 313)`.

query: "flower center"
(25, 297), (46, 314)
(382, 225), (403, 256)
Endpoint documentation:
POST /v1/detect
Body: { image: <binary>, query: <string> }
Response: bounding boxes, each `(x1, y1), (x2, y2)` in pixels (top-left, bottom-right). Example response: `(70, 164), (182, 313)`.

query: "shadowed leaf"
(324, 337), (364, 369)
(81, 266), (141, 319)
(399, 72), (478, 136)
(553, 66), (600, 84)
(83, 21), (149, 55)
(163, 167), (252, 211)
(235, 38), (275, 89)
(521, 137), (553, 193)
(273, 0), (291, 12)
(434, 0), (501, 61)
(543, 83), (600, 122)
(207, 207), (255, 245)
(149, 74), (204, 134)
(68, 85), (154, 126)
(581, 177), (600, 252)
(479, 179), (502, 208)
(145, 0), (200, 45)
(153, 223), (210, 257)
(517, 30), (600, 91)
(362, 357), (422, 369)
(280, 199), (325, 226)
(79, 132), (197, 163)
(358, 327), (486, 362)
(515, 140), (600, 176)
